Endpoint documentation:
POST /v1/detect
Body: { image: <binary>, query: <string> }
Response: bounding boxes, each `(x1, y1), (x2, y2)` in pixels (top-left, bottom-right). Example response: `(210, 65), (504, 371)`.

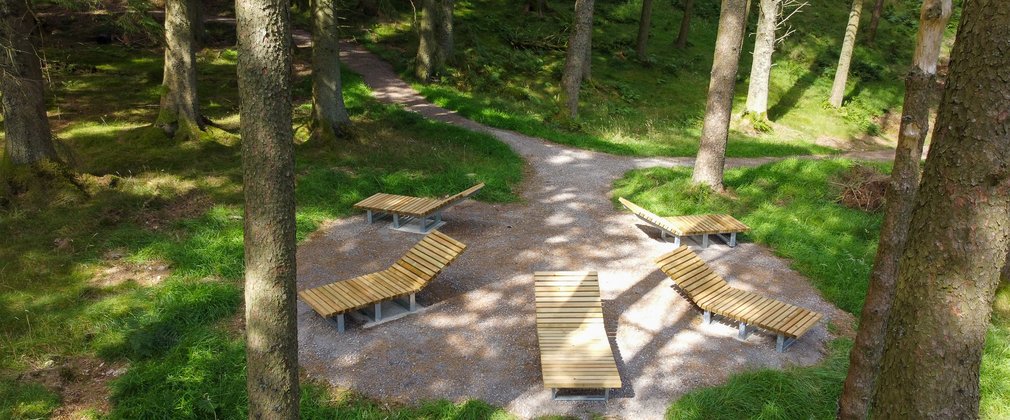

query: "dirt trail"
(295, 42), (860, 419)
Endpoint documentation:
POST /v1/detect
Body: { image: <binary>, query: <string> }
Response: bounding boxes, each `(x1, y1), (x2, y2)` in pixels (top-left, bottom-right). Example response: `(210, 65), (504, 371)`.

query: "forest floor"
(347, 0), (956, 158)
(297, 42), (855, 419)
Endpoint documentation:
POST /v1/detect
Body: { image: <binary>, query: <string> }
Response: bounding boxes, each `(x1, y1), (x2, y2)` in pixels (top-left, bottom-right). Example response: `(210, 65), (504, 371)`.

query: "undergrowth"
(1, 42), (522, 418)
(614, 159), (1009, 419)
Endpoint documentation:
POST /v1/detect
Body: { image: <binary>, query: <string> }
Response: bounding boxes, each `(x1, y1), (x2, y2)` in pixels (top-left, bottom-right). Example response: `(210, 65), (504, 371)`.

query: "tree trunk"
(0, 0), (59, 165)
(236, 0), (299, 418)
(674, 0), (694, 49)
(311, 0), (350, 141)
(866, 0), (885, 43)
(744, 0), (780, 119)
(636, 0), (654, 61)
(838, 2), (953, 419)
(870, 1), (1010, 417)
(561, 0), (594, 118)
(415, 0), (453, 81)
(158, 0), (204, 141)
(829, 0), (863, 108)
(691, 0), (748, 191)
(359, 0), (379, 16)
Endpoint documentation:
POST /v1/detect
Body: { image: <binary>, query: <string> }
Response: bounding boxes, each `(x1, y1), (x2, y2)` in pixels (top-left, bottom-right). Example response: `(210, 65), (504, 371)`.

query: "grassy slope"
(0, 40), (522, 418)
(342, 0), (942, 158)
(613, 161), (1009, 419)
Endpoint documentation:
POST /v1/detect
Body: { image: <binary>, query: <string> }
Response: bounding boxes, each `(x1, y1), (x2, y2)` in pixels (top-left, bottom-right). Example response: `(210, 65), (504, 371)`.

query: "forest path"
(294, 42), (857, 419)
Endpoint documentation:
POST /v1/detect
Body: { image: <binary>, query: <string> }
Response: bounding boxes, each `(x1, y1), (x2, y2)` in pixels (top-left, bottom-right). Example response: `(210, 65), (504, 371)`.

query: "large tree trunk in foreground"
(415, 0), (453, 81)
(870, 1), (1010, 417)
(691, 0), (748, 191)
(635, 0), (654, 61)
(744, 0), (780, 119)
(561, 0), (594, 118)
(311, 0), (350, 141)
(158, 0), (205, 141)
(236, 0), (299, 418)
(829, 0), (863, 108)
(1, 0), (59, 165)
(837, 1), (953, 419)
(866, 0), (885, 43)
(674, 0), (694, 49)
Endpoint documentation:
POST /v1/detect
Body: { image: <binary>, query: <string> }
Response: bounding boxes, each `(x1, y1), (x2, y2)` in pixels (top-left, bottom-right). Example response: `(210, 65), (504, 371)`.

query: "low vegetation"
(614, 159), (1009, 418)
(0, 42), (522, 418)
(342, 0), (954, 157)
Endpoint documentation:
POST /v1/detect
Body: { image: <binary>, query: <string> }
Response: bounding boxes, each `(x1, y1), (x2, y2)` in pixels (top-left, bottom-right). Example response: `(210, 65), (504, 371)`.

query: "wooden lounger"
(654, 247), (823, 352)
(354, 183), (485, 233)
(618, 197), (750, 248)
(534, 271), (622, 401)
(298, 230), (466, 332)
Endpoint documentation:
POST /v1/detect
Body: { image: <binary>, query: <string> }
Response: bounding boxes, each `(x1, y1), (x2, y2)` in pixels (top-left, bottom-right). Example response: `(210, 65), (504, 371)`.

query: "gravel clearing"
(295, 43), (859, 419)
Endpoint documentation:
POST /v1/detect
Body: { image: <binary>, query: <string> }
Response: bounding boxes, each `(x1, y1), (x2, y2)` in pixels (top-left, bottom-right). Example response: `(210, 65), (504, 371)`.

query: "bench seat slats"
(298, 231), (466, 319)
(653, 246), (823, 343)
(534, 271), (622, 391)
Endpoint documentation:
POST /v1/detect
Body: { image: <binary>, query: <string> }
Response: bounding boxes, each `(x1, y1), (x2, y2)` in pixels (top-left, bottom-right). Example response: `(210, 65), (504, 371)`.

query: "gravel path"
(295, 43), (863, 419)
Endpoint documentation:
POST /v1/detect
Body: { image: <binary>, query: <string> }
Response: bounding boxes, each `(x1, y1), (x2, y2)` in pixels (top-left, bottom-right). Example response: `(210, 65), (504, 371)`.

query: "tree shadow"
(766, 51), (833, 121)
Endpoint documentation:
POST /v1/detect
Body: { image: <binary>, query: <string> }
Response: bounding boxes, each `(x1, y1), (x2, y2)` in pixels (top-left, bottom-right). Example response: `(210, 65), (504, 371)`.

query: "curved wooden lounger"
(654, 247), (823, 352)
(534, 271), (622, 401)
(298, 230), (466, 332)
(354, 183), (485, 233)
(618, 197), (750, 248)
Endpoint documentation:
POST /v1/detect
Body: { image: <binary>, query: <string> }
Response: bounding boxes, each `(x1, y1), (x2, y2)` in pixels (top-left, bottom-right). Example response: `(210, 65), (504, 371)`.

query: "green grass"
(1, 42), (522, 418)
(340, 0), (955, 158)
(613, 160), (1010, 418)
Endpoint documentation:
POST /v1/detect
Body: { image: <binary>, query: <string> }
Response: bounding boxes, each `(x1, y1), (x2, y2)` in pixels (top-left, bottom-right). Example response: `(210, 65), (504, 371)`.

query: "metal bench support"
(702, 234), (710, 248)
(703, 310), (712, 325)
(327, 314), (346, 333)
(738, 322), (751, 340)
(551, 388), (610, 401)
(777, 334), (797, 353)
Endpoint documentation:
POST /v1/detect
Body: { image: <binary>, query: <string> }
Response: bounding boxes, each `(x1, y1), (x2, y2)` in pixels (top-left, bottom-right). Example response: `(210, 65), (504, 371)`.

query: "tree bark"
(838, 2), (952, 419)
(674, 0), (694, 49)
(636, 0), (654, 61)
(236, 0), (299, 418)
(0, 0), (59, 165)
(691, 0), (748, 191)
(311, 0), (350, 141)
(158, 0), (204, 141)
(829, 0), (863, 108)
(744, 0), (780, 119)
(561, 0), (594, 118)
(870, 1), (1010, 417)
(415, 0), (453, 81)
(866, 0), (885, 43)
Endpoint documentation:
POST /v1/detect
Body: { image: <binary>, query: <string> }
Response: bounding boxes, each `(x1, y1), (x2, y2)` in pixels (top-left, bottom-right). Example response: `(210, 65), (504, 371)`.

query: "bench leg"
(374, 303), (382, 322)
(673, 236), (681, 247)
(702, 234), (710, 248)
(738, 322), (750, 340)
(393, 214), (401, 228)
(327, 314), (345, 333)
(776, 334), (797, 353)
(661, 230), (667, 240)
(435, 212), (442, 224)
(703, 310), (712, 325)
(605, 389), (610, 401)
(730, 232), (737, 247)
(366, 210), (373, 224)
(409, 293), (417, 311)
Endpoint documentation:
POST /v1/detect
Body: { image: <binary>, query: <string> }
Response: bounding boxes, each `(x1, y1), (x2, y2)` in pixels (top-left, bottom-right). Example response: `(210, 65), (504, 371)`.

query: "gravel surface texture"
(295, 43), (865, 419)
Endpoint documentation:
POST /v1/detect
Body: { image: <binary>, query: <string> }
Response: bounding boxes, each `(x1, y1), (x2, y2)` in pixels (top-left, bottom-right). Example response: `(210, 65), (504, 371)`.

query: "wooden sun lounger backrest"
(618, 197), (676, 233)
(392, 230), (467, 284)
(437, 182), (485, 207)
(534, 271), (606, 330)
(654, 246), (730, 300)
